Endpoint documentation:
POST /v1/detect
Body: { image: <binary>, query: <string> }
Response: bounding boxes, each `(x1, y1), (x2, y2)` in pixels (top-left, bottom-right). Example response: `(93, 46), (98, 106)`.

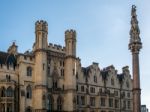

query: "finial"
(131, 5), (137, 17)
(12, 40), (16, 45)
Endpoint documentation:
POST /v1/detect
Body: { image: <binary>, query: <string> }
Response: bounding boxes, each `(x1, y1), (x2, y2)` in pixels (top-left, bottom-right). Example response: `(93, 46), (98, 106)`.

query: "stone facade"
(0, 5), (143, 112)
(0, 20), (133, 112)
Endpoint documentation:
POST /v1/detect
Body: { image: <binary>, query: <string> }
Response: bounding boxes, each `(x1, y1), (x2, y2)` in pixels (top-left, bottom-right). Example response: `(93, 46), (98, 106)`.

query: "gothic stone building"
(0, 5), (142, 112)
(0, 20), (133, 112)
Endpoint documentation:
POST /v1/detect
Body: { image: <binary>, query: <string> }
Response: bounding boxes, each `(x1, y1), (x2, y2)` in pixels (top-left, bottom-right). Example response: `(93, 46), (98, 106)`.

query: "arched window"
(48, 95), (54, 112)
(1, 87), (6, 97)
(7, 86), (13, 97)
(26, 85), (32, 99)
(57, 96), (63, 111)
(27, 67), (32, 76)
(111, 78), (114, 86)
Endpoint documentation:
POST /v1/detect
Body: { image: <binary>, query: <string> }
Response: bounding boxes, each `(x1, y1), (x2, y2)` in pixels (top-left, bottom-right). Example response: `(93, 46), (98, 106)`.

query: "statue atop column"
(129, 5), (142, 53)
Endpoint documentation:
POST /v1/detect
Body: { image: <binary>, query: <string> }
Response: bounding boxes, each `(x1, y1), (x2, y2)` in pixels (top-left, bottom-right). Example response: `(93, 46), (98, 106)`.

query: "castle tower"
(129, 5), (142, 112)
(35, 20), (48, 49)
(34, 20), (48, 112)
(64, 29), (77, 112)
(65, 29), (76, 56)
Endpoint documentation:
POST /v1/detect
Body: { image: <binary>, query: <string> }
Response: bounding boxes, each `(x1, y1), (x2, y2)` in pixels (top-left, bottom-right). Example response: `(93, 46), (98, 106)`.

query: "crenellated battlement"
(35, 20), (48, 32)
(18, 54), (34, 63)
(35, 20), (48, 26)
(0, 64), (17, 72)
(65, 29), (76, 39)
(48, 43), (65, 52)
(65, 29), (77, 56)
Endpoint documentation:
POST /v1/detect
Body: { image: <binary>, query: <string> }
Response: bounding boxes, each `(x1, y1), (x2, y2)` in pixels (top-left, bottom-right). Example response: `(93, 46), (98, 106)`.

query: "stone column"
(132, 52), (141, 112)
(129, 5), (142, 112)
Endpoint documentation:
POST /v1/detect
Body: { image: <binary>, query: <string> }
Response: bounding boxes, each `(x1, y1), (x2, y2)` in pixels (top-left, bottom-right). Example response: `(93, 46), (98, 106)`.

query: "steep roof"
(0, 51), (9, 64)
(0, 51), (17, 66)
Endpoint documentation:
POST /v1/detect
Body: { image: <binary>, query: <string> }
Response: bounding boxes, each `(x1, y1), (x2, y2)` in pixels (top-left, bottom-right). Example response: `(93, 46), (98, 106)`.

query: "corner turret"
(65, 29), (76, 57)
(33, 20), (48, 111)
(35, 20), (48, 50)
(64, 29), (77, 111)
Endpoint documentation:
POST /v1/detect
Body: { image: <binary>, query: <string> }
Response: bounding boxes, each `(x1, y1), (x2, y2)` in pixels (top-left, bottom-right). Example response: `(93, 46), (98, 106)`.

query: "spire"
(129, 5), (142, 53)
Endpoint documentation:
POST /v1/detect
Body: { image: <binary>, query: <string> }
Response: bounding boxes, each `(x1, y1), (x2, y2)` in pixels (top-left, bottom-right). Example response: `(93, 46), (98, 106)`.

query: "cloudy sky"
(0, 0), (149, 109)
